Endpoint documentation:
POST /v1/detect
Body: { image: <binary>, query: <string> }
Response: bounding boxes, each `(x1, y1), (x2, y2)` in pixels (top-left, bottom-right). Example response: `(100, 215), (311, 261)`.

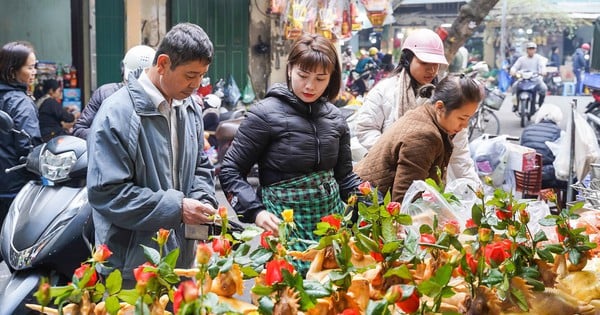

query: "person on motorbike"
(0, 41), (41, 229)
(87, 23), (218, 287)
(354, 28), (481, 185)
(73, 45), (156, 140)
(510, 42), (547, 111)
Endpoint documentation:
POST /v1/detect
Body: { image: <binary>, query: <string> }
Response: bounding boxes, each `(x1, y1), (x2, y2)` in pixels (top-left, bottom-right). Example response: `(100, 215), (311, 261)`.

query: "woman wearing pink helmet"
(354, 28), (481, 185)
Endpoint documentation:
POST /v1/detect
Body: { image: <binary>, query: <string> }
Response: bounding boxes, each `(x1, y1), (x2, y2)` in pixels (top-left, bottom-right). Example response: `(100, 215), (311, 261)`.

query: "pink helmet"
(401, 29), (448, 65)
(582, 43), (591, 51)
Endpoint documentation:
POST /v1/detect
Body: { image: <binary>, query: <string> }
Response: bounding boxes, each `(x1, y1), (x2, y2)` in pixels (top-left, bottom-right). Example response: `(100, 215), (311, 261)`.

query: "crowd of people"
(0, 23), (594, 283)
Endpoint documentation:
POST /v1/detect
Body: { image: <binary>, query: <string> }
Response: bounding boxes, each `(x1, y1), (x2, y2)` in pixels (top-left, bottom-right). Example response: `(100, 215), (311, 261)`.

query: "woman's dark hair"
(42, 79), (60, 94)
(0, 41), (35, 84)
(390, 49), (439, 87)
(418, 74), (483, 115)
(154, 23), (213, 68)
(286, 33), (341, 102)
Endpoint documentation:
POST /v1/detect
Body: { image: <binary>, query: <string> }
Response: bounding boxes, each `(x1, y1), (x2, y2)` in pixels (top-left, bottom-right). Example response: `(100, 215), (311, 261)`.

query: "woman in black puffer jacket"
(219, 34), (363, 274)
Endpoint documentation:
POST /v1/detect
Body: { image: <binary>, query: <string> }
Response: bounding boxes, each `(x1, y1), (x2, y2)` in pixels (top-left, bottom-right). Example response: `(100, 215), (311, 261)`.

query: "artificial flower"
(395, 290), (420, 314)
(443, 220), (460, 236)
(260, 230), (274, 249)
(457, 252), (478, 276)
(133, 262), (157, 284)
(91, 244), (112, 263)
(485, 241), (511, 265)
(156, 228), (170, 248)
(282, 209), (294, 223)
(495, 207), (512, 221)
(466, 218), (477, 229)
(173, 280), (199, 314)
(358, 181), (372, 195)
(212, 236), (232, 256)
(321, 214), (341, 230)
(265, 259), (295, 286)
(74, 264), (98, 287)
(196, 242), (213, 265)
(386, 201), (401, 216)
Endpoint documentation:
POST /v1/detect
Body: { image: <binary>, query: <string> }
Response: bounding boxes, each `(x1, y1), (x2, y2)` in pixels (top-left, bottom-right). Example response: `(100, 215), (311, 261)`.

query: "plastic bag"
(470, 135), (509, 187)
(400, 180), (470, 231)
(241, 75), (255, 104)
(224, 75), (241, 106)
(554, 110), (600, 181)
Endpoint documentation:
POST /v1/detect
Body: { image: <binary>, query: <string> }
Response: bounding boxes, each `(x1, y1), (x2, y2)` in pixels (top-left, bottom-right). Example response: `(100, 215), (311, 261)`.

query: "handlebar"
(5, 163), (26, 173)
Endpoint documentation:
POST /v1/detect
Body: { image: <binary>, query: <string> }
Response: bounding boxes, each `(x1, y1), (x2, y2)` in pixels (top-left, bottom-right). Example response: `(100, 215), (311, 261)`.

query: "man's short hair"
(154, 23), (214, 68)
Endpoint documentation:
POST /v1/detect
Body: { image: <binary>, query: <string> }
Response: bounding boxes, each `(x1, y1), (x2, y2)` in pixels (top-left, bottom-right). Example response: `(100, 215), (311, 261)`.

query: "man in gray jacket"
(87, 23), (218, 286)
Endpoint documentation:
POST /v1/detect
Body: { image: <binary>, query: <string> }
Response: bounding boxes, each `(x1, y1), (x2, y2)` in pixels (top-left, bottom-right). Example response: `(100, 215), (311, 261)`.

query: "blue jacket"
(87, 74), (217, 280)
(0, 82), (41, 196)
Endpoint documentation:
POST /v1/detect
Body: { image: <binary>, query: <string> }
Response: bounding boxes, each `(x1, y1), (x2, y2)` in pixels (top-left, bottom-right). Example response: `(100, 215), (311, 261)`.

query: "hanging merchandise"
(284, 0), (316, 40)
(350, 1), (362, 31)
(360, 0), (389, 32)
(316, 0), (343, 40)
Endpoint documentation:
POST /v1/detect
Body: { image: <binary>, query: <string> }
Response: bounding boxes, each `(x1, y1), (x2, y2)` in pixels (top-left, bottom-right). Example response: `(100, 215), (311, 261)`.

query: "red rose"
(173, 280), (198, 314)
(466, 218), (477, 229)
(485, 241), (511, 265)
(386, 202), (401, 216)
(358, 182), (372, 195)
(395, 290), (420, 313)
(419, 233), (436, 249)
(265, 259), (295, 286)
(92, 244), (113, 263)
(321, 214), (341, 230)
(340, 309), (361, 315)
(196, 242), (213, 265)
(457, 252), (478, 276)
(359, 220), (368, 227)
(556, 226), (566, 243)
(495, 208), (512, 221)
(443, 220), (460, 236)
(74, 263), (98, 287)
(370, 251), (384, 262)
(133, 262), (157, 284)
(260, 230), (274, 249)
(212, 236), (232, 256)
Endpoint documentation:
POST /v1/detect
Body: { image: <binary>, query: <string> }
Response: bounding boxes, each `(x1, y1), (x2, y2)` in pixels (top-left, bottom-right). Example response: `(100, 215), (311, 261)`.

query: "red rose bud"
(384, 284), (403, 303)
(173, 280), (198, 314)
(386, 202), (401, 216)
(321, 214), (341, 230)
(370, 251), (384, 262)
(156, 228), (170, 247)
(133, 262), (157, 284)
(359, 220), (368, 227)
(466, 218), (477, 229)
(507, 225), (518, 238)
(395, 290), (420, 314)
(265, 259), (295, 286)
(475, 188), (485, 199)
(478, 227), (492, 243)
(495, 208), (512, 221)
(212, 236), (232, 256)
(196, 242), (213, 265)
(74, 263), (98, 287)
(260, 230), (274, 249)
(458, 252), (478, 276)
(358, 181), (372, 195)
(419, 233), (436, 249)
(519, 209), (530, 225)
(485, 242), (511, 265)
(443, 220), (460, 236)
(556, 226), (566, 243)
(347, 195), (358, 206)
(92, 244), (113, 263)
(218, 206), (228, 220)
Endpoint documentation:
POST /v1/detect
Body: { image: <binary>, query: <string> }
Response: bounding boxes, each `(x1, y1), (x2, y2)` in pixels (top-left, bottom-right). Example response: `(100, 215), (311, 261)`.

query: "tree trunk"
(444, 0), (501, 66)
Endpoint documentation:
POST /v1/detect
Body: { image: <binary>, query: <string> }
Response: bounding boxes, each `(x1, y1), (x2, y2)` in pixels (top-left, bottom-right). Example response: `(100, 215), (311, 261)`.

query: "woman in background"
(38, 78), (78, 141)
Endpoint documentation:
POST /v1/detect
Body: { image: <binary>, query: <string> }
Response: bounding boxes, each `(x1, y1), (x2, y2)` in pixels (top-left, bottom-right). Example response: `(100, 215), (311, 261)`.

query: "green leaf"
(105, 269), (122, 295)
(543, 243), (565, 254)
(162, 247), (179, 267)
(116, 288), (139, 305)
(430, 263), (453, 286)
(105, 295), (121, 315)
(538, 217), (558, 226)
(140, 244), (160, 265)
(533, 230), (548, 243)
(240, 265), (259, 278)
(252, 284), (275, 296)
(418, 278), (441, 296)
(356, 232), (380, 253)
(511, 286), (530, 311)
(303, 280), (332, 298)
(366, 299), (391, 315)
(472, 203), (483, 225)
(396, 213), (413, 226)
(568, 248), (581, 265)
(536, 248), (554, 262)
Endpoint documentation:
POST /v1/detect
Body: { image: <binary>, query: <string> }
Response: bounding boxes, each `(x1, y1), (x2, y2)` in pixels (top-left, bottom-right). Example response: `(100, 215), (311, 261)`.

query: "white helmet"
(122, 45), (156, 81)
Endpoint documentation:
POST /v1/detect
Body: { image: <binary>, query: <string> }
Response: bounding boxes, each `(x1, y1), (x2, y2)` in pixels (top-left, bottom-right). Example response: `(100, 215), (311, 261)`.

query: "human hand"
(182, 198), (217, 225)
(255, 210), (280, 233)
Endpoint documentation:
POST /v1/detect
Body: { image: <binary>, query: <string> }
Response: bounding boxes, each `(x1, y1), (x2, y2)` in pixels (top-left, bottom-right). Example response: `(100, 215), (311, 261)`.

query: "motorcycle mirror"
(0, 110), (14, 134)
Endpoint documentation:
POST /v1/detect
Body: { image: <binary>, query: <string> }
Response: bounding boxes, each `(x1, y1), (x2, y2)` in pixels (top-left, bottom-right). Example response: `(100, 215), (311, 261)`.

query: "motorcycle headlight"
(40, 150), (77, 181)
(521, 72), (533, 80)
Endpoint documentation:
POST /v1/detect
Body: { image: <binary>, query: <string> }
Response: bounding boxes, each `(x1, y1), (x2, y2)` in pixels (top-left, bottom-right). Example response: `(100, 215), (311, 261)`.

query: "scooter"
(0, 110), (93, 314)
(544, 66), (563, 96)
(513, 70), (539, 128)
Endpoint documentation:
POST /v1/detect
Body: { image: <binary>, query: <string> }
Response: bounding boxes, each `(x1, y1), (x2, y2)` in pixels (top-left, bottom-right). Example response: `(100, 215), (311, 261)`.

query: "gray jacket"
(87, 75), (217, 280)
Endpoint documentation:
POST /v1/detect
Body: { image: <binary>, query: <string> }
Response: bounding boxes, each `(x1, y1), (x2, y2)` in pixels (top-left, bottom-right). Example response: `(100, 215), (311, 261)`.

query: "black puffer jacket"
(0, 82), (42, 195)
(219, 83), (362, 223)
(520, 119), (562, 186)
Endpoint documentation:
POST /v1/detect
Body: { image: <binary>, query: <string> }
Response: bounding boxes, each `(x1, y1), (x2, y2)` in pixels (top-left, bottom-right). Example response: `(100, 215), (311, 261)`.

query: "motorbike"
(0, 110), (93, 314)
(346, 63), (381, 98)
(544, 66), (563, 96)
(513, 70), (540, 128)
